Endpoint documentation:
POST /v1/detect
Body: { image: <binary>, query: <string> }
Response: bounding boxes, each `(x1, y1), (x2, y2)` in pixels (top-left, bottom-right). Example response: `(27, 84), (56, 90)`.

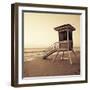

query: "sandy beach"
(24, 49), (80, 77)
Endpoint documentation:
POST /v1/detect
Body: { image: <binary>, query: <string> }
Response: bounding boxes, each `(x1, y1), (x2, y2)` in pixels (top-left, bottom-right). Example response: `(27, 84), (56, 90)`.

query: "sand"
(24, 51), (80, 77)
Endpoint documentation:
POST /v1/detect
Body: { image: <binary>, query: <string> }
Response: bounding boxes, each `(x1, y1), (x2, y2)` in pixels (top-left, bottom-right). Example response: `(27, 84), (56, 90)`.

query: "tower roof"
(54, 24), (76, 32)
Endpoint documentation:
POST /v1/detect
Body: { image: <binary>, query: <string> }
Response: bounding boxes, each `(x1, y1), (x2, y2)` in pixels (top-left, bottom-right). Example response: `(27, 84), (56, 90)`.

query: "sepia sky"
(24, 12), (80, 48)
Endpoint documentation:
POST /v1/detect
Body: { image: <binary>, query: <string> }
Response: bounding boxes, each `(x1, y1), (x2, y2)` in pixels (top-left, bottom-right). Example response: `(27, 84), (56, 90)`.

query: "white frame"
(18, 6), (86, 84)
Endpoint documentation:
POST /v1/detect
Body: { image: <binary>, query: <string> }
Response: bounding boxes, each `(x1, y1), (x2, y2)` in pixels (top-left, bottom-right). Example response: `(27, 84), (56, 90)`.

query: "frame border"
(11, 3), (88, 87)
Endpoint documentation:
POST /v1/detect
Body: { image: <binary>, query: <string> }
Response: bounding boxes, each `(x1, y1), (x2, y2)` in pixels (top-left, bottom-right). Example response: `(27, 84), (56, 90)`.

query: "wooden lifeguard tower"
(54, 24), (76, 64)
(43, 24), (76, 64)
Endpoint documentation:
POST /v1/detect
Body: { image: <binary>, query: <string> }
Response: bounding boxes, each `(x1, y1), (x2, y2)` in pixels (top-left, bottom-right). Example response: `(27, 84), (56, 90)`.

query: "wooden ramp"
(43, 49), (57, 59)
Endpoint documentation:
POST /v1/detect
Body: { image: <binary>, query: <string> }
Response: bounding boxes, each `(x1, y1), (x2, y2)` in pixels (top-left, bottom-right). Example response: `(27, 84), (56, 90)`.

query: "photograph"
(23, 12), (80, 77)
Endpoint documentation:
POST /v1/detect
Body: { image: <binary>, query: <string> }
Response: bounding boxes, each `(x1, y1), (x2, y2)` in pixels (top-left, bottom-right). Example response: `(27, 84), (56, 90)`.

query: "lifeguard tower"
(43, 24), (76, 64)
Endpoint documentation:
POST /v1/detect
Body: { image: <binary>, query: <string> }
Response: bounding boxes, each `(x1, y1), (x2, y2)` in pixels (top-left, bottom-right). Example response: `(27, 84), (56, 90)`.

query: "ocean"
(24, 47), (80, 62)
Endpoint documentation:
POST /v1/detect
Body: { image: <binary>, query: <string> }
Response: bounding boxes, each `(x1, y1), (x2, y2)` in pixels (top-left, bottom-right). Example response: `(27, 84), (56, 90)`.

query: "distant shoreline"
(24, 47), (80, 53)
